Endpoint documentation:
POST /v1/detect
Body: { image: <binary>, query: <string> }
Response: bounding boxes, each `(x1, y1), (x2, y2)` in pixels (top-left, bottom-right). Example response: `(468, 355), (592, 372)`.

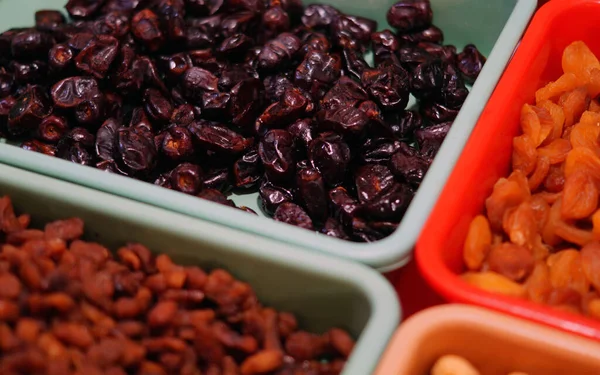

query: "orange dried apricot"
(547, 249), (589, 295)
(525, 261), (552, 304)
(581, 242), (600, 291)
(537, 139), (571, 165)
(539, 100), (565, 141)
(485, 171), (530, 231)
(535, 73), (578, 104)
(561, 169), (598, 220)
(559, 87), (590, 128)
(486, 243), (534, 282)
(512, 135), (537, 176)
(461, 272), (527, 298)
(463, 215), (492, 271)
(561, 41), (600, 85)
(502, 202), (537, 248)
(528, 156), (550, 191)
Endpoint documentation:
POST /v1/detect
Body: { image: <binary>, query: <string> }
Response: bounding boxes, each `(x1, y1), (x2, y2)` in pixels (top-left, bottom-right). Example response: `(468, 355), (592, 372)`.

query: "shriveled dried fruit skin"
(0, 194), (354, 373)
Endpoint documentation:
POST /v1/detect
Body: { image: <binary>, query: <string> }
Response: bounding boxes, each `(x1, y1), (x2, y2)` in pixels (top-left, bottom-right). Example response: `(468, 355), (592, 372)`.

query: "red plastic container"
(416, 0), (600, 340)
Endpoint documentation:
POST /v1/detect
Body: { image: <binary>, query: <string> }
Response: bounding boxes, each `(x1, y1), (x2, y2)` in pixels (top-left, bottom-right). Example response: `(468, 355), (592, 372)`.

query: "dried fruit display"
(462, 40), (600, 318)
(0, 195), (355, 374)
(0, 0), (485, 242)
(430, 355), (528, 375)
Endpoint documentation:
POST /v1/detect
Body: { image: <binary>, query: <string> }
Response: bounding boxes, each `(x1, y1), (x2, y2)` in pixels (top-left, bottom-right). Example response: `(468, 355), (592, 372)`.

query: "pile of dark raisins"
(0, 0), (485, 242)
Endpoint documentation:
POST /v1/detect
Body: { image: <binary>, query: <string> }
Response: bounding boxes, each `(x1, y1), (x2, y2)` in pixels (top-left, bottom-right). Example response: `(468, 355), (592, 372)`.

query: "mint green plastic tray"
(0, 0), (536, 271)
(0, 162), (400, 375)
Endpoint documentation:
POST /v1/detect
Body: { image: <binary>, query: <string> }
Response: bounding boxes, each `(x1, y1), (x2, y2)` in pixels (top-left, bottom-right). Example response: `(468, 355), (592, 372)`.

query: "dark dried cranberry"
(296, 166), (328, 223)
(350, 217), (385, 242)
(35, 10), (66, 31)
(189, 121), (253, 154)
(418, 42), (456, 62)
(397, 46), (430, 72)
(95, 118), (119, 161)
(415, 121), (451, 158)
(11, 29), (54, 60)
(58, 141), (94, 165)
(390, 143), (430, 186)
(299, 32), (330, 57)
(0, 71), (14, 98)
(371, 29), (400, 53)
(21, 139), (57, 157)
(258, 129), (295, 183)
(387, 0), (433, 33)
(257, 33), (301, 72)
(171, 104), (196, 126)
(197, 188), (236, 207)
(360, 138), (402, 164)
(51, 76), (100, 109)
(201, 92), (231, 120)
(10, 60), (47, 84)
(143, 88), (173, 126)
(233, 148), (262, 189)
(229, 78), (265, 133)
(319, 106), (368, 138)
(0, 96), (15, 134)
(37, 115), (69, 144)
(361, 63), (410, 112)
(457, 44), (486, 84)
(66, 0), (106, 19)
(357, 183), (412, 221)
(308, 132), (350, 187)
(217, 34), (253, 61)
(321, 77), (369, 111)
(74, 95), (105, 126)
(321, 218), (349, 239)
(181, 67), (218, 102)
(274, 202), (313, 230)
(116, 126), (157, 176)
(8, 86), (52, 136)
(259, 180), (293, 215)
(162, 126), (194, 161)
(355, 164), (395, 203)
(218, 65), (257, 92)
(93, 11), (130, 38)
(48, 43), (74, 73)
(262, 6), (291, 40)
(203, 168), (232, 192)
(131, 9), (164, 52)
(412, 59), (467, 107)
(328, 186), (357, 227)
(263, 74), (294, 103)
(256, 87), (309, 133)
(421, 101), (459, 123)
(75, 34), (119, 78)
(295, 50), (341, 100)
(398, 25), (443, 45)
(170, 163), (204, 195)
(301, 4), (340, 29)
(220, 11), (257, 39)
(66, 127), (95, 147)
(331, 15), (377, 48)
(287, 118), (313, 152)
(227, 0), (264, 13)
(389, 110), (422, 140)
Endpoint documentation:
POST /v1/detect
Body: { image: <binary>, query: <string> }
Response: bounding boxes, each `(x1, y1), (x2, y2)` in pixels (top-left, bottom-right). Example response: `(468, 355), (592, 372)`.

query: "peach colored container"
(374, 305), (600, 375)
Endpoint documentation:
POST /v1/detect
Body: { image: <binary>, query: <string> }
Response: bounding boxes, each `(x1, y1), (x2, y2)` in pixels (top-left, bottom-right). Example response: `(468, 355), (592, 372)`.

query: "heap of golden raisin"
(462, 41), (600, 318)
